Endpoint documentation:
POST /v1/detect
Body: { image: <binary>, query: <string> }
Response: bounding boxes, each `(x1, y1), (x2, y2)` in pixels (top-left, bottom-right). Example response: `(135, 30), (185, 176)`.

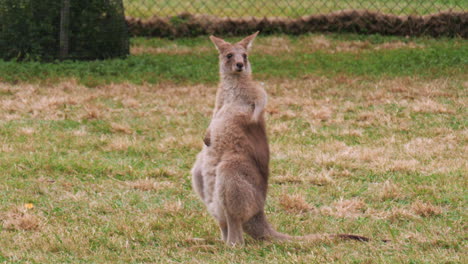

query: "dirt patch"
(127, 10), (468, 38)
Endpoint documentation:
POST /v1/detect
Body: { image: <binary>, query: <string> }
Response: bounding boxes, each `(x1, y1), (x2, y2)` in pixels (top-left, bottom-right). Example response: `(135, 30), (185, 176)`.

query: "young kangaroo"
(191, 32), (369, 246)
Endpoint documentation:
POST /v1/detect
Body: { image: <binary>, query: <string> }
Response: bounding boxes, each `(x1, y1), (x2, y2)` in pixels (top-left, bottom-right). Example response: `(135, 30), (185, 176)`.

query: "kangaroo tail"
(243, 211), (370, 242)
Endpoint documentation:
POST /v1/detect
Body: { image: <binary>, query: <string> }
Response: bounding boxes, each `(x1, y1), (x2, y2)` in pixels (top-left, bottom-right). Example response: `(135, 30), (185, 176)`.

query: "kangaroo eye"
(226, 53), (233, 59)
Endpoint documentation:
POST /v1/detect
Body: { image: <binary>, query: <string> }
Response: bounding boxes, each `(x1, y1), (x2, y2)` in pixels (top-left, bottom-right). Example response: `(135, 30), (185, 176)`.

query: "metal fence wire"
(123, 0), (467, 38)
(123, 0), (467, 19)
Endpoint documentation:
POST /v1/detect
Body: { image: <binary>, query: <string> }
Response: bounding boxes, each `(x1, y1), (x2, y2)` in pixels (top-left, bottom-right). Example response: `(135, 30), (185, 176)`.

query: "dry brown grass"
(3, 76), (462, 179)
(104, 136), (135, 151)
(262, 76), (466, 175)
(271, 174), (304, 184)
(110, 122), (133, 134)
(0, 73), (465, 263)
(307, 169), (335, 186)
(2, 207), (41, 231)
(129, 35), (426, 58)
(121, 97), (140, 108)
(19, 127), (35, 135)
(383, 207), (418, 222)
(320, 198), (367, 219)
(411, 201), (443, 217)
(253, 35), (424, 55)
(411, 99), (455, 114)
(279, 193), (313, 213)
(163, 199), (184, 213)
(373, 180), (403, 201)
(127, 179), (174, 191)
(131, 45), (210, 55)
(0, 144), (13, 153)
(374, 41), (423, 50)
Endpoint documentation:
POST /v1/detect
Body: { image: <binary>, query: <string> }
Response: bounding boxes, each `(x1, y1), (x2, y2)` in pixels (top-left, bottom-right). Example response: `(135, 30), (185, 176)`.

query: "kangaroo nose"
(236, 62), (244, 68)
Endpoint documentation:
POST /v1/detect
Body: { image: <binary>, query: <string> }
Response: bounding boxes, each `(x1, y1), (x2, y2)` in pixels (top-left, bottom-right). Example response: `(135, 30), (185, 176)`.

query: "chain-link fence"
(124, 0), (467, 38)
(123, 0), (467, 19)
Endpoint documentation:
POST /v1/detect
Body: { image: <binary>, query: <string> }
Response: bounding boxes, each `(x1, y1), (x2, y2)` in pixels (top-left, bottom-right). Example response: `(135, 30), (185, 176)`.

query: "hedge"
(0, 0), (129, 61)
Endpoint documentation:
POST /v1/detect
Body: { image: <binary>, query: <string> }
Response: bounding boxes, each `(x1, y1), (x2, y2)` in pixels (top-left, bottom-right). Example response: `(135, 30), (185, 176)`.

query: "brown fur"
(191, 32), (370, 246)
(203, 32), (267, 146)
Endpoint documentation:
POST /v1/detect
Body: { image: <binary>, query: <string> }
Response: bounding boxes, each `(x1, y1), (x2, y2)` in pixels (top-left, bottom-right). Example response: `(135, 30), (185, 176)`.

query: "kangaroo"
(203, 32), (266, 146)
(191, 32), (369, 246)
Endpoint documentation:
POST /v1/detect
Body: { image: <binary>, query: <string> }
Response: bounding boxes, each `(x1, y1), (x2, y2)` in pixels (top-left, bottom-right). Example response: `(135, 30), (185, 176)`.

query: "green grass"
(123, 0), (468, 18)
(0, 34), (466, 86)
(0, 34), (467, 263)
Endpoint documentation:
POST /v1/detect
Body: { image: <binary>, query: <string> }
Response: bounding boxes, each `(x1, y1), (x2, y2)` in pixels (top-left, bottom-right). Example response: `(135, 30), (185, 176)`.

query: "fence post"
(60, 0), (70, 59)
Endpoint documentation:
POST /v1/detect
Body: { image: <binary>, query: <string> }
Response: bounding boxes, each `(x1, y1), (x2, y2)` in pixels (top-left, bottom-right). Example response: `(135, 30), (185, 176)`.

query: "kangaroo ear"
(209, 35), (230, 53)
(237, 31), (259, 51)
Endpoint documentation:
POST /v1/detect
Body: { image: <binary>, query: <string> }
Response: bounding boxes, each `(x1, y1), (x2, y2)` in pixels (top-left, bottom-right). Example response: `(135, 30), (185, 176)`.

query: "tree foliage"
(0, 0), (128, 61)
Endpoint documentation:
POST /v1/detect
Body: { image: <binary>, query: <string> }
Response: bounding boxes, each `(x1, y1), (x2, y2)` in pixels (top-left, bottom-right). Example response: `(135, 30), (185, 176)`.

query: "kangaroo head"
(209, 31), (259, 76)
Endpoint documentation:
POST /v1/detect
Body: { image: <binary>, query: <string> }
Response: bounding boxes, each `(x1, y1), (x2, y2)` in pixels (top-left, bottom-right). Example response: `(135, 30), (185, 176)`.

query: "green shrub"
(0, 0), (129, 61)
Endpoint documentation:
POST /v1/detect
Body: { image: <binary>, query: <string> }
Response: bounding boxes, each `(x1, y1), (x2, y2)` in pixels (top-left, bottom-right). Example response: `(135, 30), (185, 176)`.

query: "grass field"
(123, 0), (468, 18)
(0, 34), (467, 263)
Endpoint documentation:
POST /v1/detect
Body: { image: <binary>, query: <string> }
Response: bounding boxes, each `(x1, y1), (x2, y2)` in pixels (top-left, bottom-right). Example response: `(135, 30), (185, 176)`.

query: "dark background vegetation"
(0, 0), (128, 61)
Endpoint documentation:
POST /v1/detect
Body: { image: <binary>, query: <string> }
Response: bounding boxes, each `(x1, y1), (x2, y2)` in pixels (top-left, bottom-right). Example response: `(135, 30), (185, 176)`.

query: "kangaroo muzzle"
(235, 62), (244, 72)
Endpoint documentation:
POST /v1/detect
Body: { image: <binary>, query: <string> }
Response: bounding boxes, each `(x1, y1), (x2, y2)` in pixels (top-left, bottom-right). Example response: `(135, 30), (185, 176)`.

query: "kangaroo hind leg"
(225, 213), (244, 246)
(217, 160), (262, 246)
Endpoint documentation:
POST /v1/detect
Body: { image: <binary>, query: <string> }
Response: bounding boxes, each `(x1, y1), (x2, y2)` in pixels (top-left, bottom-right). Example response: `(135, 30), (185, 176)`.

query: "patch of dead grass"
(121, 97), (140, 108)
(105, 136), (134, 151)
(411, 99), (454, 114)
(131, 45), (209, 55)
(163, 199), (184, 214)
(305, 169), (335, 186)
(272, 169), (335, 186)
(272, 174), (304, 184)
(256, 36), (424, 56)
(388, 159), (420, 172)
(111, 122), (133, 134)
(310, 106), (333, 122)
(411, 201), (443, 217)
(311, 135), (449, 174)
(131, 36), (424, 57)
(72, 127), (88, 137)
(370, 180), (403, 200)
(19, 127), (35, 135)
(339, 128), (364, 137)
(374, 41), (423, 50)
(0, 144), (13, 153)
(387, 207), (418, 221)
(333, 40), (372, 53)
(279, 193), (313, 213)
(157, 134), (201, 152)
(403, 136), (457, 160)
(127, 179), (174, 191)
(255, 37), (293, 55)
(271, 122), (291, 134)
(83, 105), (105, 120)
(321, 198), (367, 218)
(0, 82), (86, 120)
(2, 207), (41, 231)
